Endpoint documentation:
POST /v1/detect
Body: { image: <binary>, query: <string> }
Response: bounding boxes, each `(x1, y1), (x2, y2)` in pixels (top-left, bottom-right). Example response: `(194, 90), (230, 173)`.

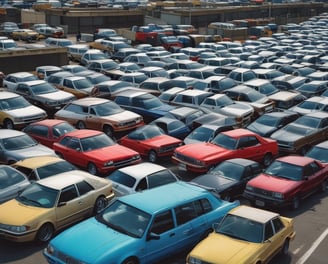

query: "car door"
(84, 106), (103, 131)
(301, 161), (325, 196)
(55, 184), (86, 228)
(61, 137), (85, 167)
(235, 136), (264, 161)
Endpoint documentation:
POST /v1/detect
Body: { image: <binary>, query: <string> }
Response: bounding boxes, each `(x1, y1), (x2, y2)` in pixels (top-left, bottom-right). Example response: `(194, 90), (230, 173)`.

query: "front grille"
(174, 152), (199, 165)
(252, 187), (275, 197)
(22, 114), (46, 123)
(56, 251), (81, 264)
(114, 156), (140, 167)
(160, 143), (181, 153)
(121, 120), (139, 127)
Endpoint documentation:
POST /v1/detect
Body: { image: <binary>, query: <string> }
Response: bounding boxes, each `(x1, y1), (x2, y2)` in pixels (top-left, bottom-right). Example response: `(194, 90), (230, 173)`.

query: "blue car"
(114, 90), (176, 123)
(44, 181), (239, 264)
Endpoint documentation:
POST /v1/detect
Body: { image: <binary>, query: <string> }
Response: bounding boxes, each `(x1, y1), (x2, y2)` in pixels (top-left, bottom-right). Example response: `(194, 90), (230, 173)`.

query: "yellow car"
(12, 156), (77, 181)
(187, 205), (296, 264)
(0, 170), (114, 243)
(11, 28), (40, 42)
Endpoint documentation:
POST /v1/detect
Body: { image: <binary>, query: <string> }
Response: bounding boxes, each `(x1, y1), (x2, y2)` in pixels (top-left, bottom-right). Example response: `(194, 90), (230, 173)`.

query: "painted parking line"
(295, 227), (328, 264)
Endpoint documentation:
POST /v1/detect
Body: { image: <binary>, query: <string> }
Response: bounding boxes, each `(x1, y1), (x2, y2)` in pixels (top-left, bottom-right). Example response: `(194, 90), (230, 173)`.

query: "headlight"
(44, 100), (57, 106)
(134, 154), (140, 160)
(187, 256), (202, 264)
(272, 192), (283, 199)
(46, 244), (55, 255)
(246, 185), (254, 192)
(12, 116), (23, 122)
(104, 160), (114, 166)
(0, 223), (29, 233)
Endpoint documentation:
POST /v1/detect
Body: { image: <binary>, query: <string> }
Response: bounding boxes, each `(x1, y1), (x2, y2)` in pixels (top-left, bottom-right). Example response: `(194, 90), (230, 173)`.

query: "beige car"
(54, 97), (144, 138)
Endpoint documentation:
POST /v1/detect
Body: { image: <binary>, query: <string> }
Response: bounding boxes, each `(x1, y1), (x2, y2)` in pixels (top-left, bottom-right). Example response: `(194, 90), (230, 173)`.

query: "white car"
(106, 162), (179, 196)
(3, 72), (38, 90)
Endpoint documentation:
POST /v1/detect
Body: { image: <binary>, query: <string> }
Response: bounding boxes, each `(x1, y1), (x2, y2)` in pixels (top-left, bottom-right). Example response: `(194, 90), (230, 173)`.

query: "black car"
(189, 158), (262, 201)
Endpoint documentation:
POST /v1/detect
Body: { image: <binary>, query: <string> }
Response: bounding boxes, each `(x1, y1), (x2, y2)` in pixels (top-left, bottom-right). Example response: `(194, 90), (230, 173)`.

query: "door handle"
(183, 229), (193, 235)
(169, 233), (175, 237)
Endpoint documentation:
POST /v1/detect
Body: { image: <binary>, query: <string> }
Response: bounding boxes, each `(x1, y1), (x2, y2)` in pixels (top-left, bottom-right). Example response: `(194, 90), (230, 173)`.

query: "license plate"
(255, 200), (265, 207)
(178, 163), (187, 171)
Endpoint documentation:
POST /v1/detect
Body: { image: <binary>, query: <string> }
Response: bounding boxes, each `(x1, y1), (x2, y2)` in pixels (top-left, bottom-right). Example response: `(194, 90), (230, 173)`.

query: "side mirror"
(58, 202), (67, 207)
(146, 232), (160, 241)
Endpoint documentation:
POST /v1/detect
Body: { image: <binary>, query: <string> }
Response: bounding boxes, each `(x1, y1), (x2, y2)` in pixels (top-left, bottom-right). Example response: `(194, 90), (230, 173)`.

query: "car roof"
(37, 170), (96, 190)
(0, 129), (25, 138)
(13, 156), (66, 169)
(28, 119), (69, 127)
(314, 140), (328, 149)
(63, 129), (102, 138)
(0, 90), (20, 99)
(119, 181), (214, 214)
(222, 128), (256, 138)
(229, 205), (279, 224)
(276, 155), (315, 166)
(71, 97), (109, 106)
(7, 71), (35, 78)
(117, 162), (169, 179)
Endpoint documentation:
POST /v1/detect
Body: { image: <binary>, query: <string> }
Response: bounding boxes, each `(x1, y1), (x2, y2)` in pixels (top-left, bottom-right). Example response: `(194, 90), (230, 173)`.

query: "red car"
(119, 124), (183, 163)
(244, 155), (328, 210)
(172, 128), (278, 173)
(53, 129), (141, 175)
(23, 119), (76, 148)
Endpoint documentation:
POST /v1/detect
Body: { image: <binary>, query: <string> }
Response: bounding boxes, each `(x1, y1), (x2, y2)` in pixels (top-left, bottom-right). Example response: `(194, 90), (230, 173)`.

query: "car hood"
(153, 104), (175, 112)
(50, 217), (137, 263)
(143, 135), (181, 147)
(5, 105), (45, 117)
(8, 145), (56, 160)
(190, 232), (262, 264)
(35, 91), (74, 101)
(248, 173), (301, 193)
(193, 174), (236, 193)
(0, 199), (50, 225)
(220, 103), (253, 117)
(103, 111), (140, 122)
(85, 145), (138, 161)
(271, 124), (314, 142)
(176, 143), (229, 161)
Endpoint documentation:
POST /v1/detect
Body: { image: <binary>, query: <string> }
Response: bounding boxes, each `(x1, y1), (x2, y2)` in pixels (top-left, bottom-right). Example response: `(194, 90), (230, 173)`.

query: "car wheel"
(262, 153), (273, 167)
(148, 150), (157, 163)
(291, 196), (300, 210)
(93, 196), (107, 214)
(87, 162), (98, 175)
(103, 125), (113, 138)
(122, 257), (138, 264)
(35, 223), (54, 243)
(281, 239), (290, 256)
(3, 119), (14, 129)
(321, 179), (328, 192)
(76, 121), (86, 129)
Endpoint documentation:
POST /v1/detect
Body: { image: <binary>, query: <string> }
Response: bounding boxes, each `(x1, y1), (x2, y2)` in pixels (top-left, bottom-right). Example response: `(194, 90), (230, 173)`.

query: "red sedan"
(172, 128), (278, 173)
(119, 125), (183, 163)
(244, 155), (328, 210)
(23, 119), (76, 148)
(53, 129), (141, 175)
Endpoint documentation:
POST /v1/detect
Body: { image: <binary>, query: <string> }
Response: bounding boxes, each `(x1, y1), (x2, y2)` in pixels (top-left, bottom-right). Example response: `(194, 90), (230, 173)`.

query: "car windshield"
(16, 182), (59, 208)
(0, 166), (26, 189)
(53, 122), (76, 137)
(258, 83), (278, 95)
(140, 95), (164, 109)
(2, 134), (38, 150)
(264, 160), (303, 180)
(294, 116), (321, 128)
(0, 96), (30, 110)
(31, 82), (57, 94)
(96, 200), (151, 238)
(73, 79), (92, 89)
(297, 101), (323, 110)
(216, 214), (263, 243)
(210, 161), (244, 180)
(245, 90), (266, 102)
(282, 125), (309, 135)
(211, 133), (237, 149)
(255, 115), (280, 127)
(36, 161), (77, 179)
(186, 126), (214, 142)
(93, 102), (123, 116)
(142, 125), (164, 138)
(80, 133), (115, 151)
(102, 61), (119, 70)
(305, 146), (328, 163)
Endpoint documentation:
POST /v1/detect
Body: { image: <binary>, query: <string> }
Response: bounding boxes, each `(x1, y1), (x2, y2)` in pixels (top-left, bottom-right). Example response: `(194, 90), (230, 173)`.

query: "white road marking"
(296, 227), (328, 264)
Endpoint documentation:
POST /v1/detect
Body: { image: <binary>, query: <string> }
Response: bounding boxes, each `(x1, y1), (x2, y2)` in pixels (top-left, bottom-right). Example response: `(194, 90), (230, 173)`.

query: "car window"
(58, 185), (78, 203)
(175, 201), (197, 225)
(67, 138), (81, 151)
(29, 125), (49, 137)
(150, 210), (174, 234)
(147, 170), (178, 189)
(264, 221), (274, 240)
(0, 167), (26, 188)
(272, 217), (284, 233)
(77, 181), (94, 195)
(136, 178), (147, 191)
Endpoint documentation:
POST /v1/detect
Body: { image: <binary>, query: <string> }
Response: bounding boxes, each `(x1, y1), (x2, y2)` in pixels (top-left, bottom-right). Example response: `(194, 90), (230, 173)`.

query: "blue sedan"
(44, 181), (239, 264)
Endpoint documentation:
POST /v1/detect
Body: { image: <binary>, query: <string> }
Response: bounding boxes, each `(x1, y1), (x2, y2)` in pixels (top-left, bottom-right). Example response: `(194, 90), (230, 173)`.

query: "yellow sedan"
(0, 170), (114, 243)
(187, 205), (296, 264)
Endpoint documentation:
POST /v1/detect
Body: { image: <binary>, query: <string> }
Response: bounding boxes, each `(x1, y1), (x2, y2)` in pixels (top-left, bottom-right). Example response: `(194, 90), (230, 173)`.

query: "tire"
(103, 125), (113, 138)
(122, 257), (138, 264)
(148, 150), (157, 163)
(76, 121), (86, 129)
(281, 239), (290, 256)
(3, 119), (14, 129)
(87, 162), (98, 175)
(291, 196), (300, 210)
(93, 196), (107, 214)
(263, 153), (273, 167)
(35, 223), (54, 243)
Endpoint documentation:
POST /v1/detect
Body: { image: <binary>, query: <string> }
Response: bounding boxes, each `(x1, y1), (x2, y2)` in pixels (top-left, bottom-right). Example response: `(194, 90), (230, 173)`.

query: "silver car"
(0, 165), (30, 204)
